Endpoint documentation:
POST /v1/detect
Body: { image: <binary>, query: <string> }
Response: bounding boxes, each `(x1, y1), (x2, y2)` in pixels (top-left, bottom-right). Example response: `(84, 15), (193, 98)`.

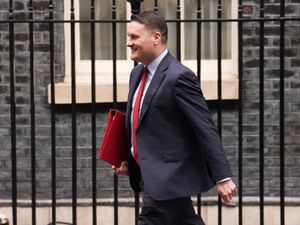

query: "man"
(113, 10), (236, 225)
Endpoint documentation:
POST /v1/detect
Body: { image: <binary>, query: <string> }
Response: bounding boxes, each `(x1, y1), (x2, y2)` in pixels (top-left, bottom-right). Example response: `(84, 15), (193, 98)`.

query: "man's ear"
(153, 31), (161, 46)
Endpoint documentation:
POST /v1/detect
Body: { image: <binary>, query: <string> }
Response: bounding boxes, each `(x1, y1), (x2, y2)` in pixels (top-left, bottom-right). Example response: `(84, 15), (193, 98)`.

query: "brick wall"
(0, 0), (299, 200)
(239, 0), (300, 196)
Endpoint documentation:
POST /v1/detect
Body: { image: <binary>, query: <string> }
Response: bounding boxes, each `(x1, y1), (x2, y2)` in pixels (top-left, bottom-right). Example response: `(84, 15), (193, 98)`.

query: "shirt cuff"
(217, 177), (231, 184)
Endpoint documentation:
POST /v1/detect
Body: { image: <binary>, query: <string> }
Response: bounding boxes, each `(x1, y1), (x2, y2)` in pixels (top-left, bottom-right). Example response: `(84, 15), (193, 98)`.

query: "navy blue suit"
(125, 52), (233, 202)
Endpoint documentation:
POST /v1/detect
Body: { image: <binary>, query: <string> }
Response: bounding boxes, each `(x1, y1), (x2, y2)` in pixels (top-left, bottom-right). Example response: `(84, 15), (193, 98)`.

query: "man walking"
(114, 10), (236, 225)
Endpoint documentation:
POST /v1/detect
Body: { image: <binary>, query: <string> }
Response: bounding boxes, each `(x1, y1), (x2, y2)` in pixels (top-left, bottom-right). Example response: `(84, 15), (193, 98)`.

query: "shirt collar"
(146, 49), (168, 76)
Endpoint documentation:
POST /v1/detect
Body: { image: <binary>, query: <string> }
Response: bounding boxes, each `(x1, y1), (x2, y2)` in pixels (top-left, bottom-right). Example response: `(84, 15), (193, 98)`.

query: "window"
(80, 0), (126, 60)
(52, 0), (238, 104)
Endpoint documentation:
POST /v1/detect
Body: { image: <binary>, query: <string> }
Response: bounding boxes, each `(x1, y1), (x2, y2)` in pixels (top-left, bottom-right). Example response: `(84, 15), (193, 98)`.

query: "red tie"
(132, 67), (148, 164)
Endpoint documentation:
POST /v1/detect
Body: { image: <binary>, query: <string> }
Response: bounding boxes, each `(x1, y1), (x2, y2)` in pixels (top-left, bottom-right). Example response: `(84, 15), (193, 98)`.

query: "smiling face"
(127, 21), (162, 65)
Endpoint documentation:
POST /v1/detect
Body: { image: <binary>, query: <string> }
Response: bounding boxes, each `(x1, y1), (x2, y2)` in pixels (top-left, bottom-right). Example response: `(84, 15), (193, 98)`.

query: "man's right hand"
(112, 161), (129, 175)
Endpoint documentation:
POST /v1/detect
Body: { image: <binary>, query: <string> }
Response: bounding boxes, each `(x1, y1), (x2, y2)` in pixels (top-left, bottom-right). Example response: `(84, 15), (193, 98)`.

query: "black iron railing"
(1, 0), (300, 225)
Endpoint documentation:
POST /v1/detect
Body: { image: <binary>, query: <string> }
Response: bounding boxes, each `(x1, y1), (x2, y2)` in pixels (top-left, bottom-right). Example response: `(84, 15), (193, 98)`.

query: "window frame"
(50, 0), (238, 104)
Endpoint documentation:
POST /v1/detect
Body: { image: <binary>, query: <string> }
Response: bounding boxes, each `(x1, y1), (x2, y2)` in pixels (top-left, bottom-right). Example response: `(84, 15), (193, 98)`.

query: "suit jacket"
(125, 52), (233, 201)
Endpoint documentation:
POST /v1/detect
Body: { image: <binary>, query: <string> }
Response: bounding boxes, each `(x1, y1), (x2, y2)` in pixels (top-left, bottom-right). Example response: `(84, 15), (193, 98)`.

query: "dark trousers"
(138, 190), (205, 225)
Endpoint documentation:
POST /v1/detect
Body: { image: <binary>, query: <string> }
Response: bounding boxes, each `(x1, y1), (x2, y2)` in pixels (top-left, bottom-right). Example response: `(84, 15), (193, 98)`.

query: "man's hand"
(216, 179), (237, 204)
(112, 161), (129, 175)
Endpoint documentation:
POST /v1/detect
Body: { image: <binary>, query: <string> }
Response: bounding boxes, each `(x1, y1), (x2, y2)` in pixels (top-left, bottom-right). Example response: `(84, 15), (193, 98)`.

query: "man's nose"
(126, 40), (133, 47)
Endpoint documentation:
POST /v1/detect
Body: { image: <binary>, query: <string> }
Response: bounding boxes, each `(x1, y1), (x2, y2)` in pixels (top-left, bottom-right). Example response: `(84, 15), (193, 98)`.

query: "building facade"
(0, 0), (299, 218)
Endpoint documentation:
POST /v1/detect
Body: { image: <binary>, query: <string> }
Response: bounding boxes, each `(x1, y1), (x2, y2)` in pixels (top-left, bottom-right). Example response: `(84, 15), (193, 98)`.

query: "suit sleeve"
(173, 70), (233, 182)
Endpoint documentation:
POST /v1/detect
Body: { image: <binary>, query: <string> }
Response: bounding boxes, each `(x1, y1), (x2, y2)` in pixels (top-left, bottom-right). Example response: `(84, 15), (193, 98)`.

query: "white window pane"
(79, 0), (232, 61)
(80, 0), (126, 60)
(184, 0), (232, 59)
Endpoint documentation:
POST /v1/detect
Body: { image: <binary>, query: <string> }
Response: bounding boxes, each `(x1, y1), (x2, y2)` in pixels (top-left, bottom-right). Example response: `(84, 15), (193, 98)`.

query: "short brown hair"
(131, 10), (168, 44)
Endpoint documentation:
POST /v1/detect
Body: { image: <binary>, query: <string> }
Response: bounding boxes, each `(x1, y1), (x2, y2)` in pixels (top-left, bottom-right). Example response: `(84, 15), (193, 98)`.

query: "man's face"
(127, 21), (157, 65)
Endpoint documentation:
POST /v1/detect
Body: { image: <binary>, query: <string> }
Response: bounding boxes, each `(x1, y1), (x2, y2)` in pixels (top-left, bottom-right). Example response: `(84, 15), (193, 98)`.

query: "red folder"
(98, 109), (128, 168)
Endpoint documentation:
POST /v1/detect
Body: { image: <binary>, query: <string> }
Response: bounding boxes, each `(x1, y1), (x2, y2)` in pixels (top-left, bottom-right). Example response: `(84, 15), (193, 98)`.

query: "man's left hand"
(216, 179), (237, 204)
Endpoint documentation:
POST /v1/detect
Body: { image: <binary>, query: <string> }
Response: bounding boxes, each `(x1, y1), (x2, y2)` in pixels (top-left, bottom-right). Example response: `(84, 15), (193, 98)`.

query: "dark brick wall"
(0, 0), (299, 200)
(239, 0), (300, 196)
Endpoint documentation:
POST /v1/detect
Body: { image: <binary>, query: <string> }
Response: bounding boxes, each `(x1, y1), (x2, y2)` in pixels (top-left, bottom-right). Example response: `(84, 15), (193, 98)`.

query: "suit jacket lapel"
(138, 53), (173, 125)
